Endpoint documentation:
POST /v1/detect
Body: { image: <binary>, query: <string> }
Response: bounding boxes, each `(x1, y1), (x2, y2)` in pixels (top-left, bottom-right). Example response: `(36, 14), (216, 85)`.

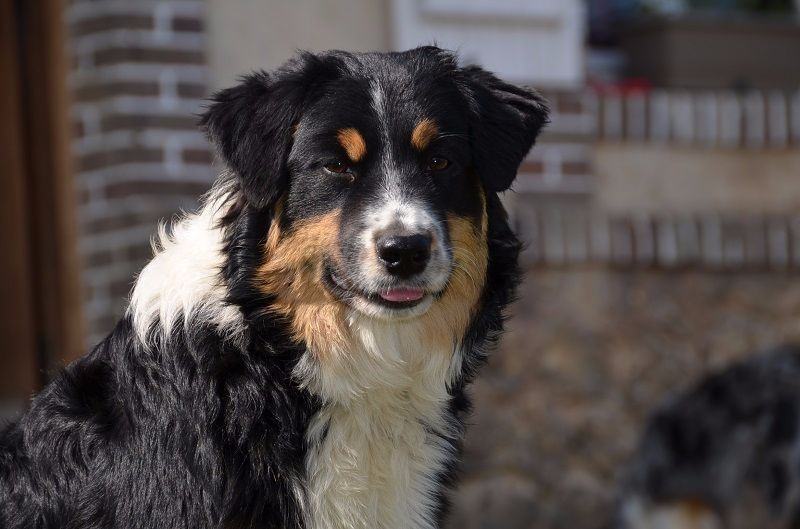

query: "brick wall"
(67, 0), (214, 345)
(518, 88), (800, 195)
(516, 91), (596, 196)
(512, 88), (800, 271)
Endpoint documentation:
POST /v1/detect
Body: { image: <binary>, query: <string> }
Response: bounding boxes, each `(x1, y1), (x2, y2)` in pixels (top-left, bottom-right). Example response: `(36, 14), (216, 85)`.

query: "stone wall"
(448, 267), (800, 529)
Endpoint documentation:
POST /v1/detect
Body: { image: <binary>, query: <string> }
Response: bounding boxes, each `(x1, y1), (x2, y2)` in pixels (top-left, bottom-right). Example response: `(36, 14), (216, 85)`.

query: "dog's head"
(202, 47), (547, 352)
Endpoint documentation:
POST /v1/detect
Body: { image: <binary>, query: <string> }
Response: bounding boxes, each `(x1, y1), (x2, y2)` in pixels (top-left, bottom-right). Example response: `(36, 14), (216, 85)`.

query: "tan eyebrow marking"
(336, 128), (367, 162)
(411, 118), (439, 151)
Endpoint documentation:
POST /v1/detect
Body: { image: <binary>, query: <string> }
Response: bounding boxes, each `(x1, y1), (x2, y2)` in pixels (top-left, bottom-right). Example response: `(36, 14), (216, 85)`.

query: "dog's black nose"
(376, 233), (432, 277)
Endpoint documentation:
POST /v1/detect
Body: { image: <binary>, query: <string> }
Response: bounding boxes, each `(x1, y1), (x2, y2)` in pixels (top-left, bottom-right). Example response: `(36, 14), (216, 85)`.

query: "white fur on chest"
(297, 315), (462, 529)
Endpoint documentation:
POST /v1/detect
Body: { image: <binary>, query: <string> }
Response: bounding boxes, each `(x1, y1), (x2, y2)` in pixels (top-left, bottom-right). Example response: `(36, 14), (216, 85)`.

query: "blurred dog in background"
(617, 345), (800, 529)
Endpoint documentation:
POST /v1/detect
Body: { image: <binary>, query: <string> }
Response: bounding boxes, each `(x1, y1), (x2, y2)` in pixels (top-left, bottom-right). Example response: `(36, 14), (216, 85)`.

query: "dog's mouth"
(322, 262), (434, 312)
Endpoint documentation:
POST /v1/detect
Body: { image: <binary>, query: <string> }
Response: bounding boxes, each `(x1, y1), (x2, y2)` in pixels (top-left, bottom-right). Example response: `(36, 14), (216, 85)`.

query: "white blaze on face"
(353, 78), (452, 304)
(358, 197), (451, 290)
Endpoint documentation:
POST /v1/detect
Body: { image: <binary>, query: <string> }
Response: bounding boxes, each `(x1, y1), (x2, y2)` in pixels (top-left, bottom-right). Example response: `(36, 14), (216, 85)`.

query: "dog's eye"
(324, 161), (351, 174)
(427, 157), (449, 171)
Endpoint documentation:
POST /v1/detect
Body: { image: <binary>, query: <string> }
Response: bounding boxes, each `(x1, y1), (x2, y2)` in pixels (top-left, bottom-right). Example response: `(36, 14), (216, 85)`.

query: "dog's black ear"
(201, 53), (340, 208)
(460, 66), (549, 192)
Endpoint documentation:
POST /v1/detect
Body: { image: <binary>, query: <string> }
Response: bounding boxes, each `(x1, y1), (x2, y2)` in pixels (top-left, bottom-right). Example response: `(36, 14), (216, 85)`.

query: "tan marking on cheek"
(410, 118), (439, 152)
(258, 209), (352, 359)
(263, 198), (285, 254)
(419, 198), (488, 351)
(336, 127), (367, 162)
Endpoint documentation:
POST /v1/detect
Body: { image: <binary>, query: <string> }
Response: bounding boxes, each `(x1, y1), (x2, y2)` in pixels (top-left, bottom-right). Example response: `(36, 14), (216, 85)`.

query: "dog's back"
(1, 307), (320, 528)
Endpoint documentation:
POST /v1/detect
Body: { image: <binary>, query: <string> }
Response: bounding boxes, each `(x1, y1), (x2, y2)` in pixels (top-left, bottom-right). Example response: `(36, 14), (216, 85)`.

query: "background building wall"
(206, 0), (390, 90)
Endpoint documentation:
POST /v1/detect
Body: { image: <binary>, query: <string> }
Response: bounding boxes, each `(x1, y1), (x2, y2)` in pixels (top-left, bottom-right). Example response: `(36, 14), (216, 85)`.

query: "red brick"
(172, 17), (203, 33)
(537, 131), (594, 144)
(71, 15), (153, 36)
(561, 161), (591, 175)
(104, 180), (210, 199)
(182, 149), (213, 165)
(556, 93), (584, 114)
(79, 147), (164, 172)
(83, 212), (153, 235)
(94, 47), (205, 66)
(74, 81), (160, 103)
(101, 114), (198, 133)
(177, 83), (207, 99)
(518, 160), (544, 174)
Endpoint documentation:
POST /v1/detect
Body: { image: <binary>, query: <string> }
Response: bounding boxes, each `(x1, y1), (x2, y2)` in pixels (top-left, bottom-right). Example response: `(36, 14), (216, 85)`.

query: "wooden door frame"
(1, 0), (84, 402)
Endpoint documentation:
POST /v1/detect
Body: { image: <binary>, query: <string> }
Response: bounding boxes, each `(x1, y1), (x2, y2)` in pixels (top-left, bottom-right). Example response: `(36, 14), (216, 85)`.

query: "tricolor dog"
(0, 46), (548, 529)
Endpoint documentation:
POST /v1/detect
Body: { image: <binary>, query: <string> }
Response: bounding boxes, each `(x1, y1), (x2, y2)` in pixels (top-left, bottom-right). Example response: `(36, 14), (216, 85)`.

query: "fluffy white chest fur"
(297, 316), (462, 529)
(128, 199), (464, 528)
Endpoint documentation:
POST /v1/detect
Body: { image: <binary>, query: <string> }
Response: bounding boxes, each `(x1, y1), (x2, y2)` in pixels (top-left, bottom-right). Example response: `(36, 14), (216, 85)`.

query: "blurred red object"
(588, 78), (652, 95)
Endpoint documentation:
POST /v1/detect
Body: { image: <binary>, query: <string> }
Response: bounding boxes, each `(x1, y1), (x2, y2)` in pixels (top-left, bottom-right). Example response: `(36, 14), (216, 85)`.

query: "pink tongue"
(380, 288), (425, 303)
